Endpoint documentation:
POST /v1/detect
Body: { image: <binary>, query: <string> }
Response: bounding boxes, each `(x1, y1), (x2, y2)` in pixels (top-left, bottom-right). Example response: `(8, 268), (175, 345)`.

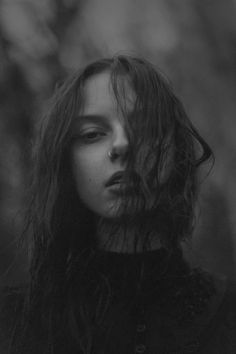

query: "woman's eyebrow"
(72, 114), (109, 127)
(77, 114), (108, 124)
(72, 114), (109, 129)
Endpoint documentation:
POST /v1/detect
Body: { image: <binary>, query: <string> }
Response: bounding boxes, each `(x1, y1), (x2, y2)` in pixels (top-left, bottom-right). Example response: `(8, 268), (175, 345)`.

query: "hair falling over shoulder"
(12, 55), (214, 354)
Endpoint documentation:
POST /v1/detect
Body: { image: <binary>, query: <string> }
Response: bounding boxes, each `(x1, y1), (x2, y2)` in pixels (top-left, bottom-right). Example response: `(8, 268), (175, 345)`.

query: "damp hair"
(13, 55), (214, 353)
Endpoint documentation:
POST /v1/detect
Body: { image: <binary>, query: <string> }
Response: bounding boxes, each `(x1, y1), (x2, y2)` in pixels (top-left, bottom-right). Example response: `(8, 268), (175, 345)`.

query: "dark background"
(0, 0), (236, 285)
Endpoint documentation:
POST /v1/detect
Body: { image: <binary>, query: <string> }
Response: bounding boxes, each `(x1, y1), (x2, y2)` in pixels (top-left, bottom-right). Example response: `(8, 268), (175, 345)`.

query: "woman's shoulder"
(211, 275), (236, 324)
(214, 276), (236, 337)
(167, 273), (236, 353)
(0, 284), (26, 316)
(0, 285), (26, 353)
(190, 274), (236, 352)
(196, 274), (236, 352)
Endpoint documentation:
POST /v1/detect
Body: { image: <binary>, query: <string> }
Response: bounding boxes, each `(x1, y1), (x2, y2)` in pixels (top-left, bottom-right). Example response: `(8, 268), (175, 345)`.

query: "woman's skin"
(71, 71), (131, 219)
(70, 71), (161, 252)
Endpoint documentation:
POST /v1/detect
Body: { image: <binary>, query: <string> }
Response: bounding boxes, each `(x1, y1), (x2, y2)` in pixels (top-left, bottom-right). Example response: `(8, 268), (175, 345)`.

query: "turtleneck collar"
(72, 246), (214, 323)
(91, 247), (189, 306)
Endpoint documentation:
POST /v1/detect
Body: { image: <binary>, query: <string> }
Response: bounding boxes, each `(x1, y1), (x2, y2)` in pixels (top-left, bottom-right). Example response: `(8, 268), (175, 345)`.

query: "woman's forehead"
(82, 71), (135, 115)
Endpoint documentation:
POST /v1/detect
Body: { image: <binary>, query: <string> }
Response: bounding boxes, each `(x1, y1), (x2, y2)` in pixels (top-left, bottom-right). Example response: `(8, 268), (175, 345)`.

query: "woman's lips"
(105, 171), (125, 187)
(107, 181), (125, 189)
(106, 181), (134, 196)
(105, 171), (136, 195)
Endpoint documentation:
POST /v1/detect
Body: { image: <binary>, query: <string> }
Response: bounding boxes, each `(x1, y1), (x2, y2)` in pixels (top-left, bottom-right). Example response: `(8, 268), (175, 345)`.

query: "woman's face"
(71, 71), (134, 218)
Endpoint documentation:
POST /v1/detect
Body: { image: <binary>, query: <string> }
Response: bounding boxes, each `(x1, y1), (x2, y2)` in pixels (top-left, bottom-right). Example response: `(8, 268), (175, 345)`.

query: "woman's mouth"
(105, 172), (134, 195)
(105, 171), (125, 188)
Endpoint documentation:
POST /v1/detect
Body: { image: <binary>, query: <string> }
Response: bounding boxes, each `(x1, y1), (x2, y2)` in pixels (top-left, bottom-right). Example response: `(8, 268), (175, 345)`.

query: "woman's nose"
(109, 126), (129, 162)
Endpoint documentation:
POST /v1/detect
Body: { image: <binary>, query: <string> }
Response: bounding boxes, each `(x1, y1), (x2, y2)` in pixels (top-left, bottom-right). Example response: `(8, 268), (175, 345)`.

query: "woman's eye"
(79, 130), (106, 142)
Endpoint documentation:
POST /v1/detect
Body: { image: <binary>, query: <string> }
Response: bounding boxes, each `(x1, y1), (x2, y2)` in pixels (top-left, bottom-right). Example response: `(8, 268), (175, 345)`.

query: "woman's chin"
(95, 195), (146, 220)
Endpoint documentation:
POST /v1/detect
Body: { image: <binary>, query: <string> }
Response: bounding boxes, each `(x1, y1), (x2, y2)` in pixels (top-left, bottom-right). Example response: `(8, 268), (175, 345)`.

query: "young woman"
(1, 55), (236, 353)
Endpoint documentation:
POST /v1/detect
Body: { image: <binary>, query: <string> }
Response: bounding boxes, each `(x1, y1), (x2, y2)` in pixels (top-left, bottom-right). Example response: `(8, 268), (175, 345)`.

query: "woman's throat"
(96, 218), (162, 253)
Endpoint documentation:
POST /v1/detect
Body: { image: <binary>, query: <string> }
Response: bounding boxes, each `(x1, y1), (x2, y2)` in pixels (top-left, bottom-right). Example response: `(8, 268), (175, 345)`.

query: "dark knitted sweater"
(1, 249), (236, 354)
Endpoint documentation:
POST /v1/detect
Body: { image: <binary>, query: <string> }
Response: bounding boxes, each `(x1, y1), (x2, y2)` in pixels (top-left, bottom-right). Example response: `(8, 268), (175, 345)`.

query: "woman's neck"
(96, 217), (162, 253)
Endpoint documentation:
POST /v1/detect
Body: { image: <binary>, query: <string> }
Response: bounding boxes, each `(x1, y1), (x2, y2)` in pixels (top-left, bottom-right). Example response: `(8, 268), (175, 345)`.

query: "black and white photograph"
(0, 1), (236, 353)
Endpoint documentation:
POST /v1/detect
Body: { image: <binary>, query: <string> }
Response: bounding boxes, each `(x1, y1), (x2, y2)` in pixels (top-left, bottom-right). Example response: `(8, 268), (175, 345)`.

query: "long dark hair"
(13, 55), (213, 353)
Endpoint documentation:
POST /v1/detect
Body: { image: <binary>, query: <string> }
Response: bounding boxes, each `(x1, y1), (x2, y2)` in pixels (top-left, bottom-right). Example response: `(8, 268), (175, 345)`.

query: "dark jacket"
(1, 250), (236, 353)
